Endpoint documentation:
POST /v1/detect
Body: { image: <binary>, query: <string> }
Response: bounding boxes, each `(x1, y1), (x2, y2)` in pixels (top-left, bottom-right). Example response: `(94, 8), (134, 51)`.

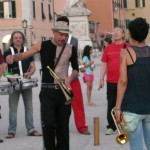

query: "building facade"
(123, 0), (150, 43)
(0, 0), (54, 52)
(1, 0), (150, 53)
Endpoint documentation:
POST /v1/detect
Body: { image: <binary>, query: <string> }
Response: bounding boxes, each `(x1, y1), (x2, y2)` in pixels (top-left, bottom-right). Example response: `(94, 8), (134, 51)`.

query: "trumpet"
(111, 108), (128, 145)
(47, 66), (74, 105)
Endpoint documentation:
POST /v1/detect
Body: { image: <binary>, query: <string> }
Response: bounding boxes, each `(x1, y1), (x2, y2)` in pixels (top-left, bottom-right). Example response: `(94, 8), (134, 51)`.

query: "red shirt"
(101, 42), (131, 83)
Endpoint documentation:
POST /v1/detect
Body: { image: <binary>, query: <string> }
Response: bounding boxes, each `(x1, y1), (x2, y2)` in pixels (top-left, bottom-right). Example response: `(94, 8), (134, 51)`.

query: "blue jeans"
(129, 114), (150, 150)
(8, 88), (34, 134)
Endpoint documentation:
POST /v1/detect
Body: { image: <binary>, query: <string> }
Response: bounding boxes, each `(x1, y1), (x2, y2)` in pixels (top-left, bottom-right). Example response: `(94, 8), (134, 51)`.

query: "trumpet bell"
(65, 90), (74, 105)
(111, 108), (129, 145)
(65, 99), (73, 105)
(116, 133), (128, 145)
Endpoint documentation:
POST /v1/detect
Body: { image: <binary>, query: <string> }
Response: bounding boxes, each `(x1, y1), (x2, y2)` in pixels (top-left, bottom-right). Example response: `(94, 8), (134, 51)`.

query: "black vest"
(40, 40), (56, 83)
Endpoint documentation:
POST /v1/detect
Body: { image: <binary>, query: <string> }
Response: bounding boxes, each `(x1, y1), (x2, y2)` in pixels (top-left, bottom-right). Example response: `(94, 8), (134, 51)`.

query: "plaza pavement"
(0, 57), (130, 150)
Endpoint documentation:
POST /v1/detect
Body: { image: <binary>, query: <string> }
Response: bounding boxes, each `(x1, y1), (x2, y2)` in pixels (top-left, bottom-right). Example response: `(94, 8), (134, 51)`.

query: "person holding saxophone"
(5, 21), (79, 150)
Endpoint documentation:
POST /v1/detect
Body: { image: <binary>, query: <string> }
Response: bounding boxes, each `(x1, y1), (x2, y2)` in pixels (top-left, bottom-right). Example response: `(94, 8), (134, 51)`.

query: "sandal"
(6, 132), (15, 139)
(28, 130), (42, 136)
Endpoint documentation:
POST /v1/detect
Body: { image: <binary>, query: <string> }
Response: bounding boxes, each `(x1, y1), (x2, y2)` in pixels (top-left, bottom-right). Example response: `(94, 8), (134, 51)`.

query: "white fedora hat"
(52, 21), (71, 34)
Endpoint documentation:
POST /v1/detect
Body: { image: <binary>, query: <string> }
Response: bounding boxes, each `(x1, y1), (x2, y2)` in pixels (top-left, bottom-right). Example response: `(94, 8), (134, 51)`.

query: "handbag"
(122, 112), (140, 133)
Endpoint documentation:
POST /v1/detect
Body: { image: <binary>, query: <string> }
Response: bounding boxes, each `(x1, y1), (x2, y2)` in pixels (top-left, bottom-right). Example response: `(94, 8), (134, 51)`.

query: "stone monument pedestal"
(63, 2), (92, 51)
(68, 15), (92, 51)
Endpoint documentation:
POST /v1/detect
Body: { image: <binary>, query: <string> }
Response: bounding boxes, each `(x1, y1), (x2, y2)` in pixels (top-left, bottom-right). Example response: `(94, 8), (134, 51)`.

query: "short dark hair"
(128, 17), (149, 42)
(56, 16), (69, 25)
(104, 37), (112, 44)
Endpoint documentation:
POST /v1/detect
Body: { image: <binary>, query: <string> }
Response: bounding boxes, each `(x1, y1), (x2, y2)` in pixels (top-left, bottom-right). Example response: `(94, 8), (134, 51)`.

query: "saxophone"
(47, 66), (74, 105)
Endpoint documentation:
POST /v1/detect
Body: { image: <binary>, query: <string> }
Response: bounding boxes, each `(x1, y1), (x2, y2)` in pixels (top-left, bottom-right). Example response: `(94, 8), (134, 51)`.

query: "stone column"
(63, 1), (92, 51)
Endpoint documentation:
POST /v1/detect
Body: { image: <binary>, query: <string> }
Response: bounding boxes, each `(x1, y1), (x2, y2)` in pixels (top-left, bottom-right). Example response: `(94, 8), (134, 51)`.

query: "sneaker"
(80, 130), (91, 135)
(105, 128), (115, 135)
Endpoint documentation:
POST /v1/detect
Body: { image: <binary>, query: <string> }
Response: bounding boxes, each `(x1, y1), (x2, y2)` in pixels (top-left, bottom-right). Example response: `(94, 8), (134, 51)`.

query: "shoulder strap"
(54, 43), (66, 70)
(24, 46), (27, 52)
(10, 47), (15, 55)
(126, 48), (134, 63)
(67, 35), (72, 44)
(10, 47), (27, 77)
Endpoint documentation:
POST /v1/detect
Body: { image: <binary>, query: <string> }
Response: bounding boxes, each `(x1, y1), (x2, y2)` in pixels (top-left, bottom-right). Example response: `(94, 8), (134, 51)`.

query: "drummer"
(0, 49), (4, 143)
(3, 31), (41, 138)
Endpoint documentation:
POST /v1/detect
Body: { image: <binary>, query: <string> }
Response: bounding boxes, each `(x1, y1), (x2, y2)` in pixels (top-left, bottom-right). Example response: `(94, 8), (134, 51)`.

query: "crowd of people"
(0, 16), (150, 150)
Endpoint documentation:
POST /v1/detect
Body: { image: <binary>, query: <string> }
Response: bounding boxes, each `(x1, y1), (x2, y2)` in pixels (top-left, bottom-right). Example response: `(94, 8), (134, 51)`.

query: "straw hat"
(52, 21), (70, 33)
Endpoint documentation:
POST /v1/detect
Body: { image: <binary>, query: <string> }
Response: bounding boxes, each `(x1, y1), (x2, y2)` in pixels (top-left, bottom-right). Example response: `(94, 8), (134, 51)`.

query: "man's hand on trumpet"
(64, 77), (72, 89)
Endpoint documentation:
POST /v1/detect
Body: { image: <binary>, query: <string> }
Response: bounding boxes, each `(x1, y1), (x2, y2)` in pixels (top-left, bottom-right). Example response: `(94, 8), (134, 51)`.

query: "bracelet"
(114, 108), (121, 110)
(79, 65), (84, 69)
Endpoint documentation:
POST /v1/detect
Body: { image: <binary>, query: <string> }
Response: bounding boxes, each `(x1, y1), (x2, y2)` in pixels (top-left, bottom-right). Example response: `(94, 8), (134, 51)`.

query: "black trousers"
(106, 82), (117, 131)
(39, 88), (71, 150)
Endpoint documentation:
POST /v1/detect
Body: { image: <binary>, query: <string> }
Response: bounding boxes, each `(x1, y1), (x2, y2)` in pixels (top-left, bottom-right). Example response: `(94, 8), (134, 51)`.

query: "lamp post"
(22, 19), (28, 36)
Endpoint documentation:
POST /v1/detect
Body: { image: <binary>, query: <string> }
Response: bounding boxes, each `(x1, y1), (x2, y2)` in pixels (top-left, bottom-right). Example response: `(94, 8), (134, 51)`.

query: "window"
(48, 4), (52, 21)
(123, 0), (127, 8)
(0, 1), (16, 19)
(125, 19), (130, 29)
(41, 3), (46, 20)
(11, 1), (16, 18)
(119, 0), (123, 9)
(89, 21), (95, 33)
(135, 0), (145, 7)
(32, 1), (36, 19)
(114, 18), (119, 27)
(0, 2), (4, 18)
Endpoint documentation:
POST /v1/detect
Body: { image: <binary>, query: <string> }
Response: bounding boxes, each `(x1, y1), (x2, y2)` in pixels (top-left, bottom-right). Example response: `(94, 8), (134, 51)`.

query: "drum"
(14, 78), (38, 90)
(0, 81), (12, 95)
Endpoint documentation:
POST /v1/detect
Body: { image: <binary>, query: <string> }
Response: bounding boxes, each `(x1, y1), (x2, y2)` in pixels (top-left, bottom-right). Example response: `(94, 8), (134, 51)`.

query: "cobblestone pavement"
(0, 58), (130, 150)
